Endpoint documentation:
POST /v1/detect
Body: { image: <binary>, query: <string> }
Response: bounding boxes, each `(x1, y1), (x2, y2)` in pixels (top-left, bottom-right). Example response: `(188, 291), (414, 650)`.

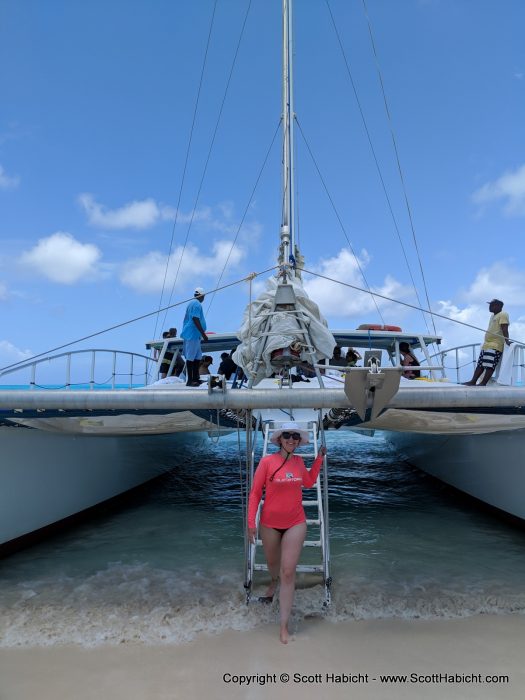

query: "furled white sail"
(233, 275), (336, 383)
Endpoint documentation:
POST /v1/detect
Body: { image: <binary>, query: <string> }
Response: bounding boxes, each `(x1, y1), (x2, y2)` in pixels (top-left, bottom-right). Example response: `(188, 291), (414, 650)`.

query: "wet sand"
(1, 615), (524, 700)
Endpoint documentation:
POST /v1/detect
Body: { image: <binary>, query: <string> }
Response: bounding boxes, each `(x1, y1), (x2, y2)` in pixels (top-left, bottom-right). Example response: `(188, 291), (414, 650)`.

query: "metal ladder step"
(257, 534), (321, 544)
(297, 564), (324, 573)
(255, 563), (324, 574)
(256, 537), (321, 547)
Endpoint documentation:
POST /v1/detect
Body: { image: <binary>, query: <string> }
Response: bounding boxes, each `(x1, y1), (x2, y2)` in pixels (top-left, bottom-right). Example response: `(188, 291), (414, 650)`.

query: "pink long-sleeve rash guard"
(247, 452), (324, 530)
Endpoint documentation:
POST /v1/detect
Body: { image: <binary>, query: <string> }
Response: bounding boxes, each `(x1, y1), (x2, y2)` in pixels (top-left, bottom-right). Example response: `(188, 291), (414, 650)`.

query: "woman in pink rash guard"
(248, 421), (326, 644)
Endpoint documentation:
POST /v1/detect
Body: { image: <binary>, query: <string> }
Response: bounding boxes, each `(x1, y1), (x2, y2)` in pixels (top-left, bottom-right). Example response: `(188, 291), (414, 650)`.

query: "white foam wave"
(2, 564), (525, 648)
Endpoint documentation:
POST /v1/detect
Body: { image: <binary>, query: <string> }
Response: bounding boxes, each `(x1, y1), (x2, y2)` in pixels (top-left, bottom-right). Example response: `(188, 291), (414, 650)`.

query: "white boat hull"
(363, 407), (525, 435)
(384, 427), (525, 521)
(8, 409), (224, 435)
(0, 425), (206, 551)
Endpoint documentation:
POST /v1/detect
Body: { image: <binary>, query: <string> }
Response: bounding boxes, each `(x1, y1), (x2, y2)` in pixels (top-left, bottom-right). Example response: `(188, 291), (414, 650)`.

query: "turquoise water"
(1, 431), (524, 647)
(0, 384), (145, 390)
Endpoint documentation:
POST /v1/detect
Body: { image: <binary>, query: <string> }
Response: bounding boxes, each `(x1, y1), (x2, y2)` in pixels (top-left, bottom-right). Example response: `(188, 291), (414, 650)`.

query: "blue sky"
(1, 0), (524, 381)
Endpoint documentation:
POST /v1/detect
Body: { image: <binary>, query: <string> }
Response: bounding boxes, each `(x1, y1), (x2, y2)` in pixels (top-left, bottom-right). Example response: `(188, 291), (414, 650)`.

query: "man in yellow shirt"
(463, 299), (510, 386)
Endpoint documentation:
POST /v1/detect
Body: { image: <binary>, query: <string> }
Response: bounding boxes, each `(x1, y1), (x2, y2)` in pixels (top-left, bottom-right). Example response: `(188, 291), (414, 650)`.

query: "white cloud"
(426, 263), (525, 366)
(432, 300), (487, 346)
(0, 164), (20, 190)
(462, 262), (525, 306)
(472, 164), (525, 216)
(0, 281), (7, 300)
(0, 340), (32, 368)
(78, 194), (238, 232)
(78, 193), (172, 230)
(20, 232), (101, 284)
(119, 240), (246, 293)
(302, 248), (414, 318)
(510, 316), (525, 345)
(78, 195), (262, 242)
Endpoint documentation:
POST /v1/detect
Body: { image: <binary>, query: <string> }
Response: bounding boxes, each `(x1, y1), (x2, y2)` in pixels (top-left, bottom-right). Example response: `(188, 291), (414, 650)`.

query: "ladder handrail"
(318, 418), (331, 602)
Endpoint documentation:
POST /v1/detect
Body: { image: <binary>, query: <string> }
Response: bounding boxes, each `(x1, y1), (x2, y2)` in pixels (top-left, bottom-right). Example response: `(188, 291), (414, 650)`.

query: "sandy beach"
(1, 614), (523, 700)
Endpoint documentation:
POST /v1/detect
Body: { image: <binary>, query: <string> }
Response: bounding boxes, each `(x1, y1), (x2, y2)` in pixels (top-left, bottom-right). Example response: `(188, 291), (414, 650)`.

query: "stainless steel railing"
(0, 349), (155, 389)
(430, 342), (525, 385)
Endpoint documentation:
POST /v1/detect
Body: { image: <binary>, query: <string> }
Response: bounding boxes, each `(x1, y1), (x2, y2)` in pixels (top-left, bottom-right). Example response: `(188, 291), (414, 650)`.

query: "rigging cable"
(153, 0), (218, 342)
(0, 266), (279, 374)
(205, 119), (283, 315)
(294, 117), (302, 252)
(161, 0), (254, 330)
(293, 55), (302, 256)
(325, 0), (432, 337)
(300, 266), (516, 342)
(294, 117), (386, 324)
(361, 0), (438, 336)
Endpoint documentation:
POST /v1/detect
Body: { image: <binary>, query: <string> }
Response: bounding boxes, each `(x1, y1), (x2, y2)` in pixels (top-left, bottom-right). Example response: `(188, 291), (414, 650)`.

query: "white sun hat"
(270, 421), (309, 446)
(194, 286), (205, 296)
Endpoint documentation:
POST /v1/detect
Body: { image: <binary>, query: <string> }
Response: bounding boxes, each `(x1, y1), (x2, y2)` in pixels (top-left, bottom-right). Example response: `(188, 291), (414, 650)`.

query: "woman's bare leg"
(279, 523), (307, 644)
(260, 525), (282, 598)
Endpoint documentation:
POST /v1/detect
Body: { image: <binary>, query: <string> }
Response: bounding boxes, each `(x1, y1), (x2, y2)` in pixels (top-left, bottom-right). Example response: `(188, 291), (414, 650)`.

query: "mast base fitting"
(270, 346), (302, 368)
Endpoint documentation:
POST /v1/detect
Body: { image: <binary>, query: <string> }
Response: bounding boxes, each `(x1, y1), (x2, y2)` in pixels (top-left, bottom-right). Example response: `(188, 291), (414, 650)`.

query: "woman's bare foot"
(280, 625), (289, 644)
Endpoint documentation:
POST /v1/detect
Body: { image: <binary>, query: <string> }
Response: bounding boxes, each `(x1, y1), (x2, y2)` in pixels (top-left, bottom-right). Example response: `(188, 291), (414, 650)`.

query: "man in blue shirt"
(181, 286), (208, 386)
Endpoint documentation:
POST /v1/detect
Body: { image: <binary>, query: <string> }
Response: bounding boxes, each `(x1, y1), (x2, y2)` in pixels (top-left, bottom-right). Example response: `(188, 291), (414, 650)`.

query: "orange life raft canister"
(357, 324), (402, 332)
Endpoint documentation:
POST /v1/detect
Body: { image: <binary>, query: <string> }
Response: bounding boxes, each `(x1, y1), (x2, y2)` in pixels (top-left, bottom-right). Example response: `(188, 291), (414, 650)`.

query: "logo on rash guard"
(274, 472), (301, 483)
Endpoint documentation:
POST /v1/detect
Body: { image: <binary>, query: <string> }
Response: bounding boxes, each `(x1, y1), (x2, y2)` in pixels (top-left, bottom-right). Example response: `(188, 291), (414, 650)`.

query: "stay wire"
(300, 266), (516, 342)
(361, 0), (437, 336)
(153, 0), (218, 342)
(294, 119), (302, 251)
(294, 117), (385, 324)
(0, 266), (279, 374)
(162, 0), (253, 329)
(206, 119), (282, 315)
(325, 0), (431, 336)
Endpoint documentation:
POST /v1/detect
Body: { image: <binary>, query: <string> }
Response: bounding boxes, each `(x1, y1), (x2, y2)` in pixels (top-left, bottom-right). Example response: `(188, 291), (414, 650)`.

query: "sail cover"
(233, 275), (336, 383)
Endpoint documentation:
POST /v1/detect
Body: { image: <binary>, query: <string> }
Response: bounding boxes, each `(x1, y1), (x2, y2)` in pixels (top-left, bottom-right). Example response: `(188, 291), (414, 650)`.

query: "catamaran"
(2, 0), (525, 557)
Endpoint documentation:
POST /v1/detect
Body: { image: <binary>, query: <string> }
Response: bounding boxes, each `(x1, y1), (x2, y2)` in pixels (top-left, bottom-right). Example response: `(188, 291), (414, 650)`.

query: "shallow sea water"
(1, 431), (525, 647)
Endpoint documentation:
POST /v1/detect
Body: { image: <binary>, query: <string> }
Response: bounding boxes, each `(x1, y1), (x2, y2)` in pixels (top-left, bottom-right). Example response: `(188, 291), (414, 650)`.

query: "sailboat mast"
(279, 0), (296, 270)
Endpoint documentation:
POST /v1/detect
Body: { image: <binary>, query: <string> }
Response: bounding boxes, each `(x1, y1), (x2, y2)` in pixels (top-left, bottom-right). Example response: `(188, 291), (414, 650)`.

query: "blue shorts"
(183, 338), (203, 362)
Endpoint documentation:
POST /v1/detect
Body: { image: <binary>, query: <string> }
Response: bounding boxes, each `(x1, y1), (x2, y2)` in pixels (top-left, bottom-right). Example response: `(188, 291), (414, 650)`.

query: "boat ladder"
(244, 418), (332, 607)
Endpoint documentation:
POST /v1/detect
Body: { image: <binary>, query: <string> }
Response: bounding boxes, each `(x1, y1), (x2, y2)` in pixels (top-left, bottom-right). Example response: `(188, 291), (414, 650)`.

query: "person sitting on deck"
(345, 347), (362, 367)
(198, 355), (213, 376)
(218, 351), (237, 379)
(399, 342), (421, 379)
(329, 345), (346, 367)
(168, 327), (185, 377)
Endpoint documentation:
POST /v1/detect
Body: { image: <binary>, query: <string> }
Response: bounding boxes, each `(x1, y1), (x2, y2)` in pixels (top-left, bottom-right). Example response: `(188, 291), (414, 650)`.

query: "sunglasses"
(281, 431), (301, 440)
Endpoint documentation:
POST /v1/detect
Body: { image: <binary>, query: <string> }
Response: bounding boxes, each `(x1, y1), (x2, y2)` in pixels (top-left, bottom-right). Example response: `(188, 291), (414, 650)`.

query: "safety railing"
(0, 349), (155, 390)
(430, 342), (525, 385)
